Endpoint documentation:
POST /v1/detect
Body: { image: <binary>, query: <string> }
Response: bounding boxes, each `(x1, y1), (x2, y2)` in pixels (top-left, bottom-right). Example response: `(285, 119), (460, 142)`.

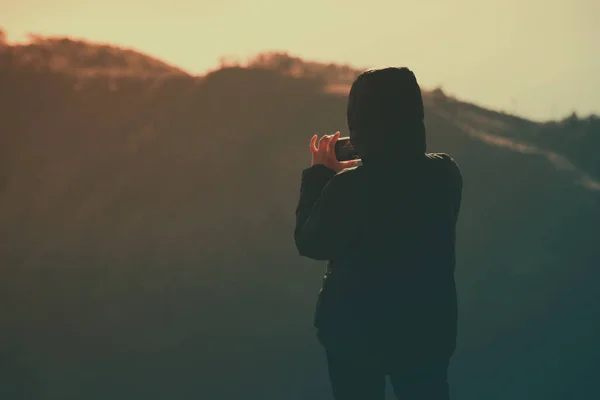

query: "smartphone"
(335, 137), (360, 161)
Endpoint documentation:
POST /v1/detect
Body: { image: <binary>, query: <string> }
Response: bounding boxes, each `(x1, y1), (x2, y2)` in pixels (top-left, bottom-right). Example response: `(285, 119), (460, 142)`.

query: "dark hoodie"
(294, 67), (462, 360)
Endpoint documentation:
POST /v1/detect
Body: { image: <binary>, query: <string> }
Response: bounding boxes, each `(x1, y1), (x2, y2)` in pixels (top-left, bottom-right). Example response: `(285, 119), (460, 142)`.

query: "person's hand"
(310, 131), (361, 173)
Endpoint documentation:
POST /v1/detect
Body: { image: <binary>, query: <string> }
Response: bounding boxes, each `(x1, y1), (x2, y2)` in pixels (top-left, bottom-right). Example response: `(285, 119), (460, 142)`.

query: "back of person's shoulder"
(425, 153), (462, 181)
(426, 152), (460, 170)
(426, 152), (456, 164)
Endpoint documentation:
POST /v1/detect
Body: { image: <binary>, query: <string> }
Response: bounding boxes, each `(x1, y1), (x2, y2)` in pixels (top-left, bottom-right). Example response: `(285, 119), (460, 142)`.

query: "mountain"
(1, 33), (186, 76)
(1, 35), (599, 400)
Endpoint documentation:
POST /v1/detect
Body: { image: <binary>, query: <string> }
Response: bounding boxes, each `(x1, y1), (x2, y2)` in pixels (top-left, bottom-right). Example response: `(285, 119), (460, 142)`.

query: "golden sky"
(2, 0), (598, 121)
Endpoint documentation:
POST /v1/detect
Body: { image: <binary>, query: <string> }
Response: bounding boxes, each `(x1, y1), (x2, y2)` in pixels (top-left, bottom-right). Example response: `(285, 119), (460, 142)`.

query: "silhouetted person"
(294, 67), (462, 400)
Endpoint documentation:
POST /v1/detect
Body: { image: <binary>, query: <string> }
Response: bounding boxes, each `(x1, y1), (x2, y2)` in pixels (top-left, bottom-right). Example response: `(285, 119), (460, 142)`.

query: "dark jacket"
(294, 67), (463, 359)
(294, 153), (462, 358)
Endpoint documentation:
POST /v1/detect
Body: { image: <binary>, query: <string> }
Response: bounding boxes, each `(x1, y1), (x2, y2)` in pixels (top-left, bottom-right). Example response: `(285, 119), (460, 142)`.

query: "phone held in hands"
(335, 137), (360, 161)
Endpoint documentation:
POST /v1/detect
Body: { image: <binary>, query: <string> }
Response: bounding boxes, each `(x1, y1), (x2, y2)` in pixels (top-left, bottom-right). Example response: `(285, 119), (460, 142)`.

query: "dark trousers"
(320, 332), (450, 400)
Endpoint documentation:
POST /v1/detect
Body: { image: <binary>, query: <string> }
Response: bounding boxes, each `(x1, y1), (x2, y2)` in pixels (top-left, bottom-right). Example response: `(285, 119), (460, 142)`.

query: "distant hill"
(0, 34), (599, 400)
(0, 33), (187, 77)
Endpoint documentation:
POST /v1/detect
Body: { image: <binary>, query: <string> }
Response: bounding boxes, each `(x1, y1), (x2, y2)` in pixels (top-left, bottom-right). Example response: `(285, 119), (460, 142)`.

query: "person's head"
(347, 67), (426, 161)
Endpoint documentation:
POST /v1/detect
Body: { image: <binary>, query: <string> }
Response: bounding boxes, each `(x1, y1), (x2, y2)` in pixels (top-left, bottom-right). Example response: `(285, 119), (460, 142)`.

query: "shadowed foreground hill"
(1, 37), (599, 400)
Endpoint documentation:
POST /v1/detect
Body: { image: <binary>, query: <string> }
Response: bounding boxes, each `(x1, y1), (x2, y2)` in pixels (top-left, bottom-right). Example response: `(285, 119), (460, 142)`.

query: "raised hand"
(310, 131), (361, 173)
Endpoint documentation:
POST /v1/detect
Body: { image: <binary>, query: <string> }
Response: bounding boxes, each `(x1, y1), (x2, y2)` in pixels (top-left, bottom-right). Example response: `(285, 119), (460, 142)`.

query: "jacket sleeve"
(294, 164), (358, 261)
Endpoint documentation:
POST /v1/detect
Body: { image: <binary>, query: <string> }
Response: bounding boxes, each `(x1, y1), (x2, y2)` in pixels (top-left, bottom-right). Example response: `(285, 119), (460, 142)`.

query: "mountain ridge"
(2, 32), (598, 184)
(0, 31), (593, 117)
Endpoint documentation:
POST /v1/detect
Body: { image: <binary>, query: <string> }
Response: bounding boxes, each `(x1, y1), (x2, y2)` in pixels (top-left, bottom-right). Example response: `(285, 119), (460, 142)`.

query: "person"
(294, 67), (463, 400)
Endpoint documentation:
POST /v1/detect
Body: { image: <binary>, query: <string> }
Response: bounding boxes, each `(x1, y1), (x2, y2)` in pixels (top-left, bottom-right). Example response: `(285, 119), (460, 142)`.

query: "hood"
(347, 67), (427, 163)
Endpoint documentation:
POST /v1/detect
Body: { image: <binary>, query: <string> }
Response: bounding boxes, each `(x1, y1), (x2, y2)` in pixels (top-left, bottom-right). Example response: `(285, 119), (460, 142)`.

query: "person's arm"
(293, 131), (361, 261)
(294, 165), (358, 260)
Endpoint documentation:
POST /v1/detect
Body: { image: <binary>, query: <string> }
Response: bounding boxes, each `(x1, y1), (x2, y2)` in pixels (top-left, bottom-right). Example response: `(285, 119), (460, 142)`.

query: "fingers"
(318, 134), (329, 152)
(313, 131), (341, 154)
(328, 131), (341, 153)
(310, 134), (318, 153)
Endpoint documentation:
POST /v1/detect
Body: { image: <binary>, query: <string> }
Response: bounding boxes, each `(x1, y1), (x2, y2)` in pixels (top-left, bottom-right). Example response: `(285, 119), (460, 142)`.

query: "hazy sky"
(2, 0), (599, 121)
